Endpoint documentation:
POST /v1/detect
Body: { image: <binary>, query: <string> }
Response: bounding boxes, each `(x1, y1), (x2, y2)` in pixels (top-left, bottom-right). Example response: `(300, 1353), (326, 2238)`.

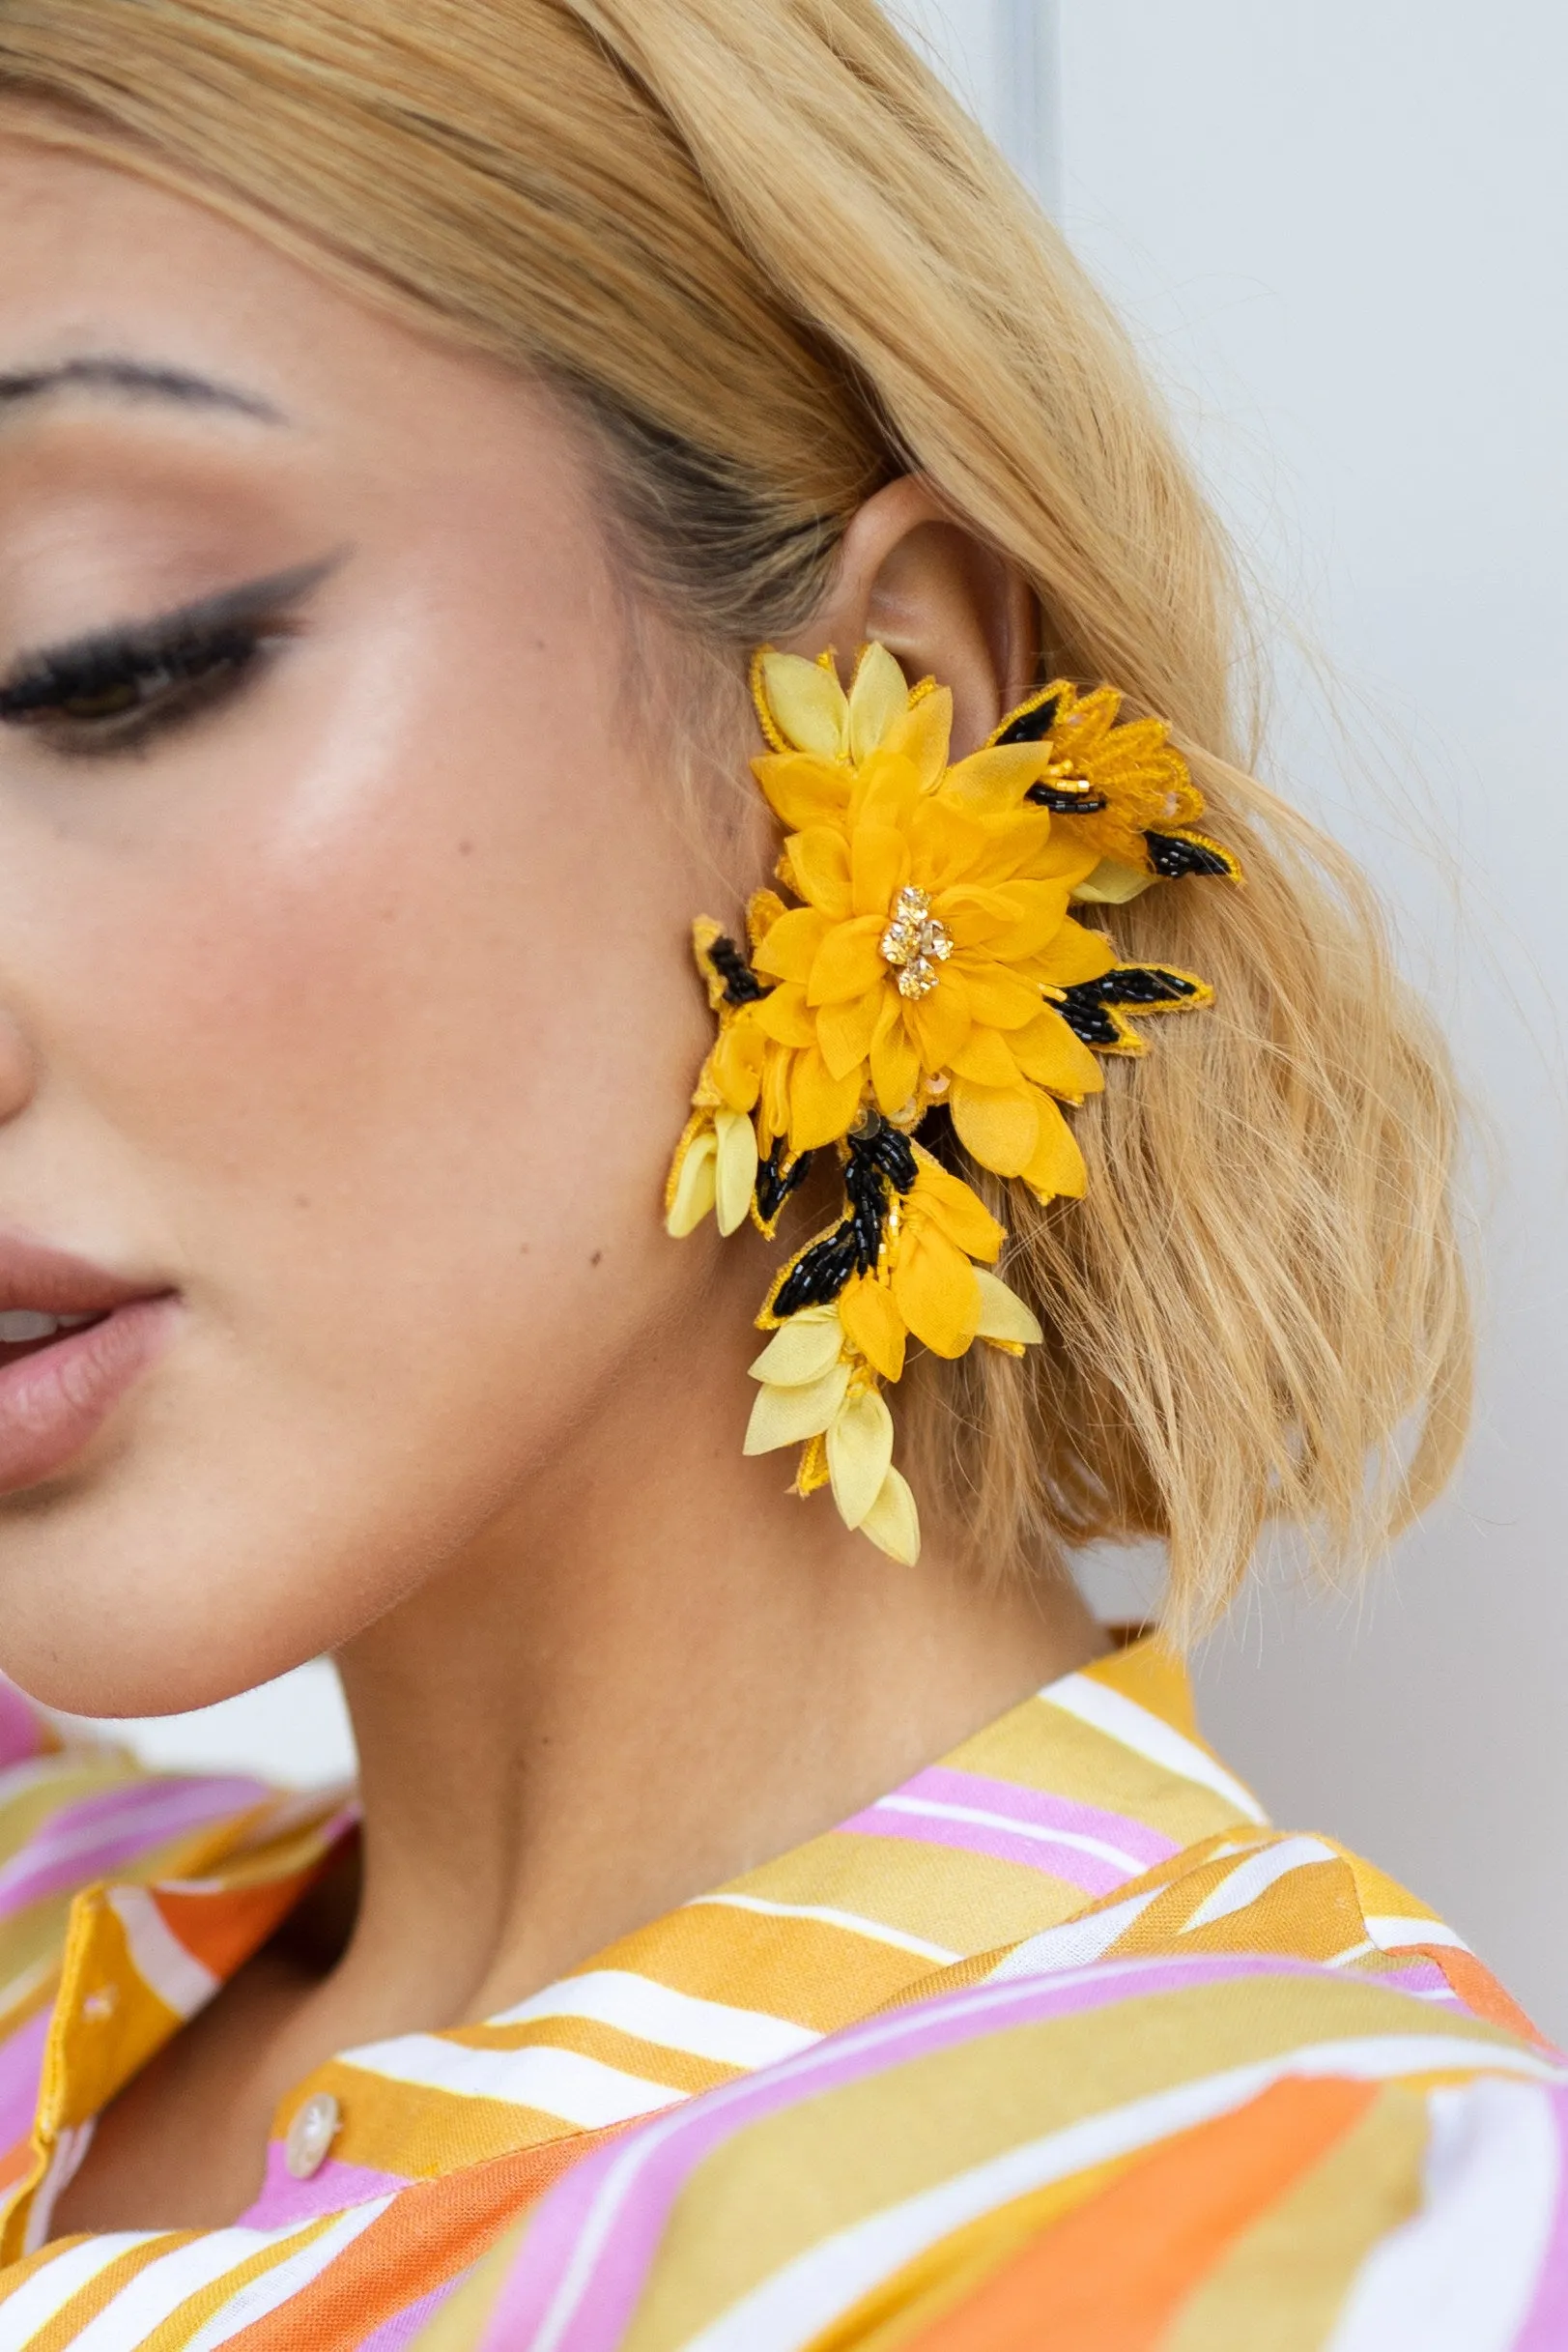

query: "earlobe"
(783, 476), (1038, 756)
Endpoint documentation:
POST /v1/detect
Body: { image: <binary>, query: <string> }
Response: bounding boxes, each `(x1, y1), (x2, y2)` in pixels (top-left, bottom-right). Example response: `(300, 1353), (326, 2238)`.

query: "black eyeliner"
(0, 552), (344, 724)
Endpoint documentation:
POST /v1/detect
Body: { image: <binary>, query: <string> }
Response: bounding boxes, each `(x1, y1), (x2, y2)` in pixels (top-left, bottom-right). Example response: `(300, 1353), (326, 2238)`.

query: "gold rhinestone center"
(879, 886), (955, 1001)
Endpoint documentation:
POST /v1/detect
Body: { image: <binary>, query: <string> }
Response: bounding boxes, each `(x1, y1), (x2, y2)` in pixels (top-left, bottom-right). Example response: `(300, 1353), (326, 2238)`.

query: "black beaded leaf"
(705, 932), (768, 1006)
(1024, 780), (1108, 814)
(1055, 966), (1209, 1051)
(769, 1120), (919, 1320)
(1143, 829), (1240, 882)
(755, 1140), (814, 1230)
(994, 693), (1061, 746)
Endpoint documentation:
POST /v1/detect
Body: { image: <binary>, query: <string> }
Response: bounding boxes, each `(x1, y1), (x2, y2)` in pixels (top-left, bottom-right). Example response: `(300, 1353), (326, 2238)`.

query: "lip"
(0, 1236), (176, 1498)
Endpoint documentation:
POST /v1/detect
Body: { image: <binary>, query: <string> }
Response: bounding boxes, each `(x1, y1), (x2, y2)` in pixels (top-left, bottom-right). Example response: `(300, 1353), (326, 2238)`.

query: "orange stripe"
(223, 2123), (631, 2352)
(901, 2076), (1377, 2352)
(1411, 1945), (1552, 2048)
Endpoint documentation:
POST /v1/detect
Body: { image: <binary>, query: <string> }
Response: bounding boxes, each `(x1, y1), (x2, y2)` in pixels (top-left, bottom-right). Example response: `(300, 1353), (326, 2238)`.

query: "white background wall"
(70, 3), (1568, 2040)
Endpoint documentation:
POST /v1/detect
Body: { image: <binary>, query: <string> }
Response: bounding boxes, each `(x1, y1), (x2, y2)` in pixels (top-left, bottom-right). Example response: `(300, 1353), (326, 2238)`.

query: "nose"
(0, 1011), (37, 1127)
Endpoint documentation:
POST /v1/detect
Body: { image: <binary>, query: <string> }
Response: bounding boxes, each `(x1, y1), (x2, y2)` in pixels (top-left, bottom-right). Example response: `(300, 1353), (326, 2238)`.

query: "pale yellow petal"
(848, 643), (911, 764)
(714, 1107), (759, 1237)
(749, 1307), (843, 1387)
(665, 1129), (716, 1238)
(883, 685), (953, 790)
(1069, 858), (1157, 904)
(827, 1386), (896, 1531)
(973, 1266), (1044, 1347)
(859, 1465), (922, 1565)
(743, 1361), (852, 1454)
(760, 650), (849, 760)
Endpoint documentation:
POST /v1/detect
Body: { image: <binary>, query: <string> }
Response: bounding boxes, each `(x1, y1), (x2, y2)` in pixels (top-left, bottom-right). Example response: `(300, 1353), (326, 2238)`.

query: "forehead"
(0, 131), (538, 464)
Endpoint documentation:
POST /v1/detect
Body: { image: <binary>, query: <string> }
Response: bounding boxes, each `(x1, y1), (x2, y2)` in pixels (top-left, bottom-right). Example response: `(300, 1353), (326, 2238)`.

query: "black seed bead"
(1143, 830), (1236, 880)
(994, 694), (1061, 747)
(707, 933), (768, 1005)
(1099, 965), (1202, 1007)
(1023, 784), (1108, 814)
(755, 1141), (813, 1223)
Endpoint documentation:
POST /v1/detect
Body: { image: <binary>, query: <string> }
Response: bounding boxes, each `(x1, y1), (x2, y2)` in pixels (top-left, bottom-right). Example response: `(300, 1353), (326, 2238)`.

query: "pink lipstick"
(0, 1236), (176, 1496)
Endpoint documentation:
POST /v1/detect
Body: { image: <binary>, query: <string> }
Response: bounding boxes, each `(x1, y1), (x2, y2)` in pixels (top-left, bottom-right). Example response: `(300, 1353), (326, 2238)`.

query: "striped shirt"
(0, 1638), (1554, 2349)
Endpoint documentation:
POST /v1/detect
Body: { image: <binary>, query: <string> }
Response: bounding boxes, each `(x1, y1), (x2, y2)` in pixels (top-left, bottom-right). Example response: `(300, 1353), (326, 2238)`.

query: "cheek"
(0, 588), (720, 1695)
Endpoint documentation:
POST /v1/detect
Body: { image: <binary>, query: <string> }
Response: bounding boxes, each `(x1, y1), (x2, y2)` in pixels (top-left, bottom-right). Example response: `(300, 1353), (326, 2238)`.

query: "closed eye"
(0, 553), (343, 758)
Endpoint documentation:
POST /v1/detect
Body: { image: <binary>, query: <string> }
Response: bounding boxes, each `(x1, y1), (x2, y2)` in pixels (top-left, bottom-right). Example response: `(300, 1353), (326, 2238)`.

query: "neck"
(327, 1259), (1106, 2039)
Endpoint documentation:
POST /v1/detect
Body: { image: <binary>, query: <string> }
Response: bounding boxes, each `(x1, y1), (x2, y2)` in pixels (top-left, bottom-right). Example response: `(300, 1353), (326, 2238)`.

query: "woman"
(0, 2), (1553, 2344)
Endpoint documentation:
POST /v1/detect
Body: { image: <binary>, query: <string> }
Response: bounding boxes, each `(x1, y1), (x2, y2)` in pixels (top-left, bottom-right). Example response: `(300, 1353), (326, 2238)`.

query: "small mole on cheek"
(295, 1193), (312, 1211)
(589, 1249), (603, 1268)
(457, 839), (474, 857)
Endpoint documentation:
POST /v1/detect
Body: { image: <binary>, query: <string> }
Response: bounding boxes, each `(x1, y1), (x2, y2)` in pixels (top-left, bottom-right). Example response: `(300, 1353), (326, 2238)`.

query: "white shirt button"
(284, 2091), (341, 2180)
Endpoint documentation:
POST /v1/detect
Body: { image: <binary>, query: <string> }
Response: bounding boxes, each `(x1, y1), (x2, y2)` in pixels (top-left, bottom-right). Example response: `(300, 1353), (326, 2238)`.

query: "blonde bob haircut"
(0, 0), (1470, 1629)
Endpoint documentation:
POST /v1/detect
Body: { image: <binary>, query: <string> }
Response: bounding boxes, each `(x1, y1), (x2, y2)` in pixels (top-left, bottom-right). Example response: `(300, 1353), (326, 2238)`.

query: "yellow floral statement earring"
(666, 645), (1240, 1564)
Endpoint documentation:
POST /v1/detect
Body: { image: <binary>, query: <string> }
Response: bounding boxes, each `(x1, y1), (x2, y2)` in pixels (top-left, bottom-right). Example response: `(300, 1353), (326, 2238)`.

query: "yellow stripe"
(1161, 2081), (1430, 2352)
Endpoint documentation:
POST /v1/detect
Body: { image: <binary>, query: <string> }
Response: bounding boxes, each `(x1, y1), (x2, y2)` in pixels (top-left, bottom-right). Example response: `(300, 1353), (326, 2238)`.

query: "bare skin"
(0, 132), (1105, 2234)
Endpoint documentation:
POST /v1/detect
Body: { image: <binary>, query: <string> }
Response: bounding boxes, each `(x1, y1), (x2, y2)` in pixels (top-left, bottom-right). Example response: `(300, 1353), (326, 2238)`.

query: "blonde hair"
(0, 0), (1470, 1626)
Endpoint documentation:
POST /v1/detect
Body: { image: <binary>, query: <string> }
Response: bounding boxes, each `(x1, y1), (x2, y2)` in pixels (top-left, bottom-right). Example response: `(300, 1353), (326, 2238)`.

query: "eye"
(0, 555), (340, 759)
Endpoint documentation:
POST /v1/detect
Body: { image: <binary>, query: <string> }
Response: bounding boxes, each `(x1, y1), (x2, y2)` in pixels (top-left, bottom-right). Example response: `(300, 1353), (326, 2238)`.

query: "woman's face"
(0, 133), (748, 1712)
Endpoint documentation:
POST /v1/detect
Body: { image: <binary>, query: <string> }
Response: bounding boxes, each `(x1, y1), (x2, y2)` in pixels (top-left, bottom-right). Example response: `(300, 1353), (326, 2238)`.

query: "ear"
(780, 477), (1038, 756)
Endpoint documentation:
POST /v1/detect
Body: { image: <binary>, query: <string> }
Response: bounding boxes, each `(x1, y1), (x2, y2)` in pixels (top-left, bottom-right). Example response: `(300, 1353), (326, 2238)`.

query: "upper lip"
(0, 1232), (170, 1319)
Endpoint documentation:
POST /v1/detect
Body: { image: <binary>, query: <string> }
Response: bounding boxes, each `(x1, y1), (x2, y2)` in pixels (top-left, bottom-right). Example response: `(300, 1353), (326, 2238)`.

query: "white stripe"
(1181, 1835), (1342, 1931)
(339, 2036), (688, 2128)
(488, 1970), (816, 2069)
(871, 1794), (1149, 1874)
(680, 2044), (1564, 2352)
(1042, 1677), (1269, 1823)
(24, 2121), (96, 2255)
(987, 1885), (1167, 1978)
(0, 2231), (157, 2346)
(64, 2219), (328, 2352)
(690, 1893), (959, 1965)
(106, 1885), (219, 2020)
(1326, 1940), (1380, 1967)
(181, 2198), (393, 2352)
(1327, 2080), (1561, 2352)
(1365, 1914), (1471, 1954)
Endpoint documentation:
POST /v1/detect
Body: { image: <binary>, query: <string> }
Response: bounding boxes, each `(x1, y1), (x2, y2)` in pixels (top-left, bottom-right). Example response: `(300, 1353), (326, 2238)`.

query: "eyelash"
(0, 621), (271, 757)
(0, 563), (332, 760)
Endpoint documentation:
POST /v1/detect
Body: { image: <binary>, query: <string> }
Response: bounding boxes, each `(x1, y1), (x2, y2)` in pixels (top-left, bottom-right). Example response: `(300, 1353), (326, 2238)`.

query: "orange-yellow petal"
(754, 905), (832, 985)
(1010, 1007), (1104, 1100)
(817, 986), (883, 1081)
(950, 1078), (1040, 1177)
(807, 916), (888, 1007)
(1022, 1092), (1089, 1201)
(784, 826), (853, 920)
(905, 973), (972, 1071)
(753, 752), (851, 835)
(788, 1046), (866, 1151)
(848, 747), (924, 834)
(984, 880), (1073, 961)
(941, 742), (1056, 815)
(870, 994), (921, 1117)
(949, 1026), (1022, 1087)
(950, 960), (1042, 1029)
(905, 802), (992, 893)
(840, 1276), (907, 1383)
(851, 824), (907, 918)
(1029, 920), (1120, 988)
(754, 983), (817, 1049)
(891, 1226), (982, 1359)
(909, 1156), (1006, 1261)
(710, 1018), (764, 1111)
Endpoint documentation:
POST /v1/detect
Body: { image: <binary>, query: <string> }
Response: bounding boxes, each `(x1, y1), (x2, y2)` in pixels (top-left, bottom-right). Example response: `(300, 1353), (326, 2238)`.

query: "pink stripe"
(0, 1680), (44, 1770)
(898, 1767), (1179, 1870)
(240, 2143), (410, 2230)
(0, 1778), (266, 1919)
(0, 2008), (48, 2152)
(1512, 2084), (1568, 2348)
(478, 1949), (1402, 2352)
(838, 1803), (1132, 1896)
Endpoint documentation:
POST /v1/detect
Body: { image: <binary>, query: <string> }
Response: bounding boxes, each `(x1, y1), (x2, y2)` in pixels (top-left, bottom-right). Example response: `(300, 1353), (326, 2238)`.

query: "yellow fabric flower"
(749, 645), (1117, 1204)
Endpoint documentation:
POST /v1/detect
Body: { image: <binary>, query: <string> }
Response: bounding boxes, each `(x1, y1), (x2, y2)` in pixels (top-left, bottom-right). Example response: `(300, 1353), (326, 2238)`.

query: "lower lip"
(0, 1298), (177, 1499)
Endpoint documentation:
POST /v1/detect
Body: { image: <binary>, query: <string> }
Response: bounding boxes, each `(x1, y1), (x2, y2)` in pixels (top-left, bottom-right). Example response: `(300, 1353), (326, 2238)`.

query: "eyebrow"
(0, 356), (283, 424)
